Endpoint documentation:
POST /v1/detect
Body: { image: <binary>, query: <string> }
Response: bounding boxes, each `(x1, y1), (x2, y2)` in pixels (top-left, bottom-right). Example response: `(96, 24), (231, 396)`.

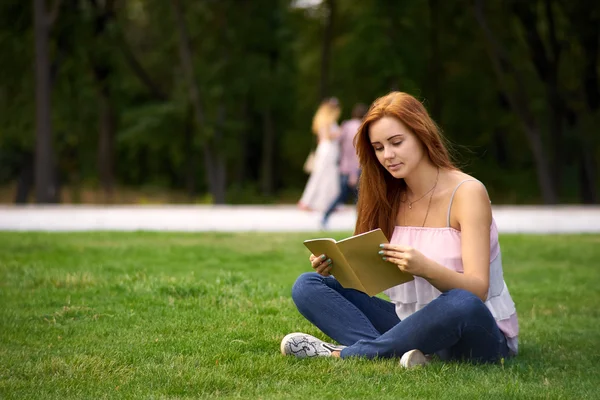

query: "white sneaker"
(399, 349), (429, 368)
(280, 332), (345, 358)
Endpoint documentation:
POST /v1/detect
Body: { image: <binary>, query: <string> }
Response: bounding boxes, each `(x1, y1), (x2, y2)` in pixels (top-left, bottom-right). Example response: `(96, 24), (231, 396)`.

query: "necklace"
(402, 167), (440, 209)
(402, 167), (440, 227)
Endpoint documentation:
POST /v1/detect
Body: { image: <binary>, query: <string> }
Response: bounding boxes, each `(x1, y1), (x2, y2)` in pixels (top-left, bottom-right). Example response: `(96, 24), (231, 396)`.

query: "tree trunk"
(576, 3), (599, 203)
(15, 153), (34, 204)
(259, 47), (279, 197)
(171, 0), (204, 126)
(200, 145), (222, 203)
(235, 98), (249, 186)
(512, 1), (564, 193)
(97, 88), (116, 202)
(200, 131), (227, 203)
(578, 146), (597, 204)
(260, 105), (275, 196)
(170, 0), (227, 204)
(208, 102), (227, 204)
(183, 106), (197, 200)
(319, 0), (335, 100)
(523, 125), (558, 204)
(203, 146), (226, 204)
(428, 0), (442, 121)
(88, 0), (117, 203)
(33, 0), (58, 203)
(474, 0), (559, 203)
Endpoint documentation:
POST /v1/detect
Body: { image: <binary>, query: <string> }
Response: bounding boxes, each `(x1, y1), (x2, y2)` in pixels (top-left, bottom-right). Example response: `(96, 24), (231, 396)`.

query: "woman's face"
(368, 116), (426, 179)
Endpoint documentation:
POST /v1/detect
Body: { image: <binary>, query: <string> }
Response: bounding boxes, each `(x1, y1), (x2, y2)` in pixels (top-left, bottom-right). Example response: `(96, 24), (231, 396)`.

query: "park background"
(1, 1), (600, 399)
(1, 0), (598, 206)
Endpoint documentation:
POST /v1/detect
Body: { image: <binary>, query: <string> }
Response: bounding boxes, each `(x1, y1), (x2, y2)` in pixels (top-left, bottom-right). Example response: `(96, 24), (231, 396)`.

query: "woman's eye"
(374, 146), (383, 152)
(392, 141), (403, 146)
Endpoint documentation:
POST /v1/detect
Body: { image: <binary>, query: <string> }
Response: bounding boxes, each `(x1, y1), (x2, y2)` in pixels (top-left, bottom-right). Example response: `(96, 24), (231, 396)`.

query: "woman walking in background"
(298, 98), (342, 212)
(320, 103), (367, 229)
(283, 91), (518, 368)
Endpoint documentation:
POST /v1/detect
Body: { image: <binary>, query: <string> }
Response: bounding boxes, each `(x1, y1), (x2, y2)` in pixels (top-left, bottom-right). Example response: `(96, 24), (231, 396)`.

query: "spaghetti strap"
(446, 179), (478, 227)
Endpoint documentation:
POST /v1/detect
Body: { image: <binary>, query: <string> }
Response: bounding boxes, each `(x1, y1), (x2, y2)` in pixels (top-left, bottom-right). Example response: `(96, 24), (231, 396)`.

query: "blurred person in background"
(282, 91), (518, 368)
(320, 103), (368, 229)
(297, 97), (342, 212)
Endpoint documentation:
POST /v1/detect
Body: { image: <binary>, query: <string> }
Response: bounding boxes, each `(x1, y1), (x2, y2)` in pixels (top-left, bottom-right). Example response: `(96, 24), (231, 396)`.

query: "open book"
(303, 228), (414, 296)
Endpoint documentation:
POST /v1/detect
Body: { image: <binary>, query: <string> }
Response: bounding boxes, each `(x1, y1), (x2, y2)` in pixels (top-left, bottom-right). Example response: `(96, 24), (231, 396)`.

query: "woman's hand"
(309, 253), (333, 276)
(379, 244), (431, 277)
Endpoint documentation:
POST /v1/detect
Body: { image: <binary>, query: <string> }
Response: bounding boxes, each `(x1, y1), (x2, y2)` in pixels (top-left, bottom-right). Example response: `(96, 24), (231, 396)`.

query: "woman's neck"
(404, 161), (440, 199)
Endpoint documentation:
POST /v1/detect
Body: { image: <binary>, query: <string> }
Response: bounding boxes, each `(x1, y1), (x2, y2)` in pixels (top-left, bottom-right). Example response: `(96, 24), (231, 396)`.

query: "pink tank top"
(383, 180), (519, 355)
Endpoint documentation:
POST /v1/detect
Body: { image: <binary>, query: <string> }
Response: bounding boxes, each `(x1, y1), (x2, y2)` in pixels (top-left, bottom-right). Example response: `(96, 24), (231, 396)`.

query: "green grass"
(1, 232), (599, 399)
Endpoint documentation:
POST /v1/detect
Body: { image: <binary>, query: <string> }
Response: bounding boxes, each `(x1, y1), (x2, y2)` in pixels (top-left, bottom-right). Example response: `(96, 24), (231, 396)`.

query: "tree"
(33, 0), (60, 203)
(170, 0), (227, 203)
(87, 0), (117, 202)
(474, 0), (559, 204)
(1, 0), (596, 205)
(319, 0), (335, 100)
(560, 1), (599, 203)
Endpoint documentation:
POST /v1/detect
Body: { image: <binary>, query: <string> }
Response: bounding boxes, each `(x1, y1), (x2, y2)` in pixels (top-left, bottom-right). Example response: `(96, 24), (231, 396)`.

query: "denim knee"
(291, 272), (322, 305)
(443, 288), (488, 318)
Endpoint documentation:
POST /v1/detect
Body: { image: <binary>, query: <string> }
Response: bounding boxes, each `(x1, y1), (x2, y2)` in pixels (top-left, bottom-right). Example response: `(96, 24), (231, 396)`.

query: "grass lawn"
(1, 232), (599, 399)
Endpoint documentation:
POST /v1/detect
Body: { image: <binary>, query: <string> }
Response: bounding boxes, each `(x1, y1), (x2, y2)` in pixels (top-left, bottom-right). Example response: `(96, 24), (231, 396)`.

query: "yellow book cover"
(303, 228), (414, 296)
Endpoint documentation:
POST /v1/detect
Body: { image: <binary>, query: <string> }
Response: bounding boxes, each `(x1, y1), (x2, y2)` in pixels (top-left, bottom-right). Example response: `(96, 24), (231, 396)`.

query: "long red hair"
(354, 92), (457, 239)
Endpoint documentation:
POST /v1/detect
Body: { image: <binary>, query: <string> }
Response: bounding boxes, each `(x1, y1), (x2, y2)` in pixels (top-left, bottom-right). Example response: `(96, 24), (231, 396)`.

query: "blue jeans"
(291, 272), (509, 362)
(322, 174), (358, 224)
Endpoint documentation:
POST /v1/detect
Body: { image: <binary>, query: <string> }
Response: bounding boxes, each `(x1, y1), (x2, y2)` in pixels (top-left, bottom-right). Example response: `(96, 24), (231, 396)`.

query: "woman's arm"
(380, 181), (491, 301)
(329, 123), (342, 140)
(318, 123), (341, 142)
(422, 182), (491, 300)
(317, 124), (330, 141)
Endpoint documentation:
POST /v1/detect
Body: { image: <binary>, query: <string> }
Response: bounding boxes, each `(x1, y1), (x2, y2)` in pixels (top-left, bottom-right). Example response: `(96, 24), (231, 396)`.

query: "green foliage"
(0, 1), (35, 182)
(0, 232), (599, 398)
(0, 0), (598, 203)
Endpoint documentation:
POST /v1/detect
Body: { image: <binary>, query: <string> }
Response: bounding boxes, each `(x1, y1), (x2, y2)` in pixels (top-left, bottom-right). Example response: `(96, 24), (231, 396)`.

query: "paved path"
(0, 205), (599, 233)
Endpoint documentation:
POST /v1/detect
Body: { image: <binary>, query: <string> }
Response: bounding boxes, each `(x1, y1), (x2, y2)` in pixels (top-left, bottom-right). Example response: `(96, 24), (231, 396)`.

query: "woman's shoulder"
(443, 171), (485, 192)
(447, 172), (489, 201)
(445, 171), (492, 226)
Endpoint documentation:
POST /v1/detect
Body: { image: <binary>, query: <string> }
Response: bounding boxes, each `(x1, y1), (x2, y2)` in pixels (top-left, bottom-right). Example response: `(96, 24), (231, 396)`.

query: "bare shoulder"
(446, 171), (491, 228)
(455, 176), (490, 202)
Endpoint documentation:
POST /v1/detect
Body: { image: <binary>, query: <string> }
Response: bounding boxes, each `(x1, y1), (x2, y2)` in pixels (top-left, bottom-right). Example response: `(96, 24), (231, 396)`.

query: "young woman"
(321, 103), (368, 229)
(298, 97), (342, 212)
(282, 92), (518, 367)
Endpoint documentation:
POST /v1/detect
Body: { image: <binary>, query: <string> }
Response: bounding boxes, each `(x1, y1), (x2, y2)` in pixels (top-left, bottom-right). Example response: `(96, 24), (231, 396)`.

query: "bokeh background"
(1, 0), (598, 205)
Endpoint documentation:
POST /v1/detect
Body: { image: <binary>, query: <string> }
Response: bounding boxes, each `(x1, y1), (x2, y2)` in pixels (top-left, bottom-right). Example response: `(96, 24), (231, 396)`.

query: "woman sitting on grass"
(281, 91), (518, 368)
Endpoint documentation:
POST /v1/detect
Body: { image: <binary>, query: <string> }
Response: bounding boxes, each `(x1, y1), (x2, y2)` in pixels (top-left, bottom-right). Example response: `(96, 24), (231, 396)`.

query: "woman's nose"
(383, 146), (394, 159)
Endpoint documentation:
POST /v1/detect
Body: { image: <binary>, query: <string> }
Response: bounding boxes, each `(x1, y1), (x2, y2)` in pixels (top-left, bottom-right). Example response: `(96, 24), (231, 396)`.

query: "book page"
(303, 239), (366, 293)
(336, 229), (414, 296)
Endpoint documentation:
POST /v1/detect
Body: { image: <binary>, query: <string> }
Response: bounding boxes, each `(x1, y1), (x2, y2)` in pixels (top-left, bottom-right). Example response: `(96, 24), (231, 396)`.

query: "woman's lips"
(388, 162), (403, 171)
